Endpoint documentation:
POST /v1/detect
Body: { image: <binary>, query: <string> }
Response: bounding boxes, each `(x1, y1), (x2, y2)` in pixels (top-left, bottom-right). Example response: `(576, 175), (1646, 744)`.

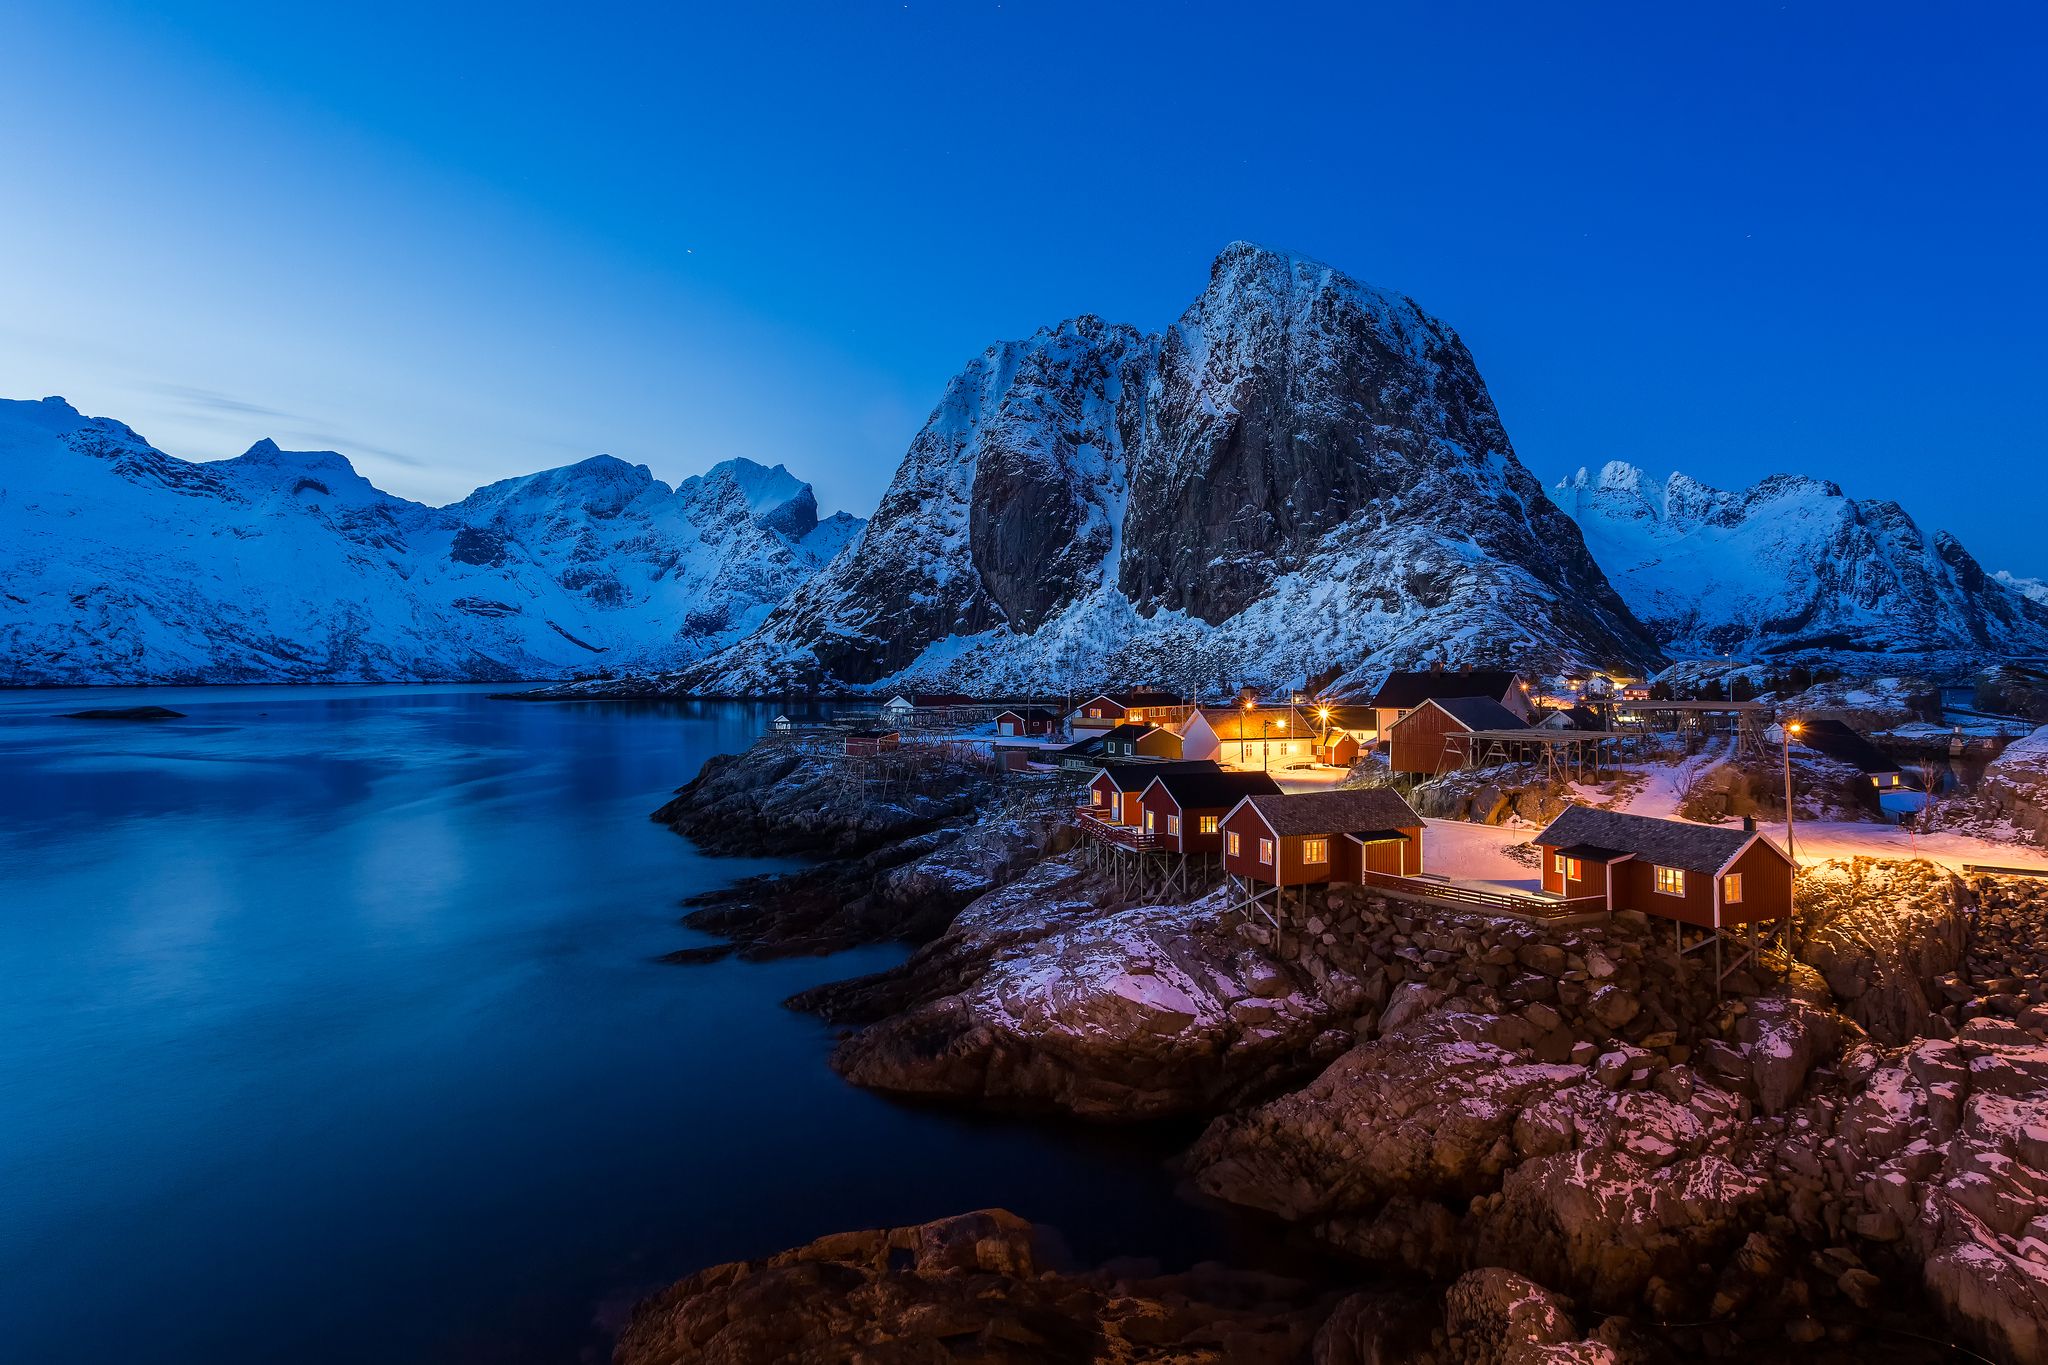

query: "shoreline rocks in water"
(62, 704), (184, 720)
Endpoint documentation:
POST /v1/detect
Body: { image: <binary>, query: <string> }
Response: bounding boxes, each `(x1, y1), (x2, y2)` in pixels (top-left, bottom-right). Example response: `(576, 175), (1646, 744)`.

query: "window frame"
(1654, 865), (1687, 897)
(1565, 857), (1583, 882)
(1198, 814), (1218, 835)
(1723, 872), (1744, 904)
(1225, 830), (1241, 857)
(1302, 837), (1328, 865)
(1258, 837), (1275, 865)
(1166, 814), (1181, 836)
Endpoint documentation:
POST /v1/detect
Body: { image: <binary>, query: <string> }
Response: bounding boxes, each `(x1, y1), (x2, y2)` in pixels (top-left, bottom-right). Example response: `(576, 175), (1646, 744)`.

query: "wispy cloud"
(135, 381), (304, 423)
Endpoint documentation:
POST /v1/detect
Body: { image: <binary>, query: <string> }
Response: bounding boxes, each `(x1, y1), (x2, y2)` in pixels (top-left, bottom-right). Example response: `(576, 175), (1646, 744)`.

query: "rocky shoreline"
(636, 740), (2048, 1363)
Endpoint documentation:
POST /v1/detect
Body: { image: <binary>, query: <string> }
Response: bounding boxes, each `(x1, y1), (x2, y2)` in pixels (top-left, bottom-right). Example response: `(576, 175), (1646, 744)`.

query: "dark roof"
(1369, 668), (1522, 710)
(997, 707), (1058, 722)
(1096, 760), (1220, 792)
(1539, 705), (1605, 730)
(1409, 696), (1529, 732)
(1346, 828), (1410, 844)
(1057, 736), (1105, 758)
(1240, 788), (1423, 837)
(1534, 805), (1777, 875)
(1552, 843), (1629, 863)
(1797, 718), (1900, 775)
(1140, 769), (1282, 809)
(1078, 690), (1182, 710)
(1312, 706), (1378, 731)
(1099, 722), (1162, 743)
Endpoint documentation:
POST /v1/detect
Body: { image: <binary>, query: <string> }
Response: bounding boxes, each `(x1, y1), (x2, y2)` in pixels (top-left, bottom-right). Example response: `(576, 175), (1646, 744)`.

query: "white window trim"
(1654, 865), (1687, 897)
(1258, 837), (1275, 865)
(1723, 873), (1744, 904)
(1303, 837), (1328, 865)
(1225, 830), (1241, 856)
(1198, 814), (1218, 834)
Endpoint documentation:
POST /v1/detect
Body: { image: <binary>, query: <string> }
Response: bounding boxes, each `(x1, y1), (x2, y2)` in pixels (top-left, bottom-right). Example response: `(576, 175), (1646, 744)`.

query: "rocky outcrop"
(612, 1208), (1336, 1365)
(1795, 858), (1966, 1045)
(811, 866), (1349, 1119)
(1405, 764), (1572, 827)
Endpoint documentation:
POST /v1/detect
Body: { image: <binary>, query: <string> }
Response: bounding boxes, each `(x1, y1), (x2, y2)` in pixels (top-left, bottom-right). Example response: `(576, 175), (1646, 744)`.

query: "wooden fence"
(1358, 871), (1608, 921)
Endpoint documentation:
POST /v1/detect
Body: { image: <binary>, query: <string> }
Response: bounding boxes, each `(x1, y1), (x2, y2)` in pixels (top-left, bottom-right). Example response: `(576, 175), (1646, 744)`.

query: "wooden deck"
(1072, 808), (1163, 851)
(1358, 870), (1608, 922)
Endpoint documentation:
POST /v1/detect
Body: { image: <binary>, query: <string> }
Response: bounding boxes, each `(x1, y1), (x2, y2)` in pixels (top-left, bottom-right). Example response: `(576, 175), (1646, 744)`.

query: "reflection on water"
(0, 686), (1257, 1365)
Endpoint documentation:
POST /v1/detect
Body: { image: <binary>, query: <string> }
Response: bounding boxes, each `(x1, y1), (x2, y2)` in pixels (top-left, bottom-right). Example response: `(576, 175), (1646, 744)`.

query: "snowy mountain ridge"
(657, 242), (1663, 697)
(1550, 459), (2048, 659)
(0, 396), (863, 684)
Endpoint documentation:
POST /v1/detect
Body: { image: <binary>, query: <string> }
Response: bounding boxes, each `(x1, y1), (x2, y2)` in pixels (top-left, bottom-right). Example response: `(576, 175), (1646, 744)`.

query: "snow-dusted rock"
(670, 243), (1661, 695)
(1553, 460), (2048, 659)
(1795, 858), (1966, 1045)
(0, 396), (860, 683)
(829, 871), (1345, 1119)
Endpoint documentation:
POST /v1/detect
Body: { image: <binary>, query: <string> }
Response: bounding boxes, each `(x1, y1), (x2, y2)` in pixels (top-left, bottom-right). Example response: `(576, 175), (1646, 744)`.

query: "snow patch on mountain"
(1996, 570), (2048, 607)
(0, 396), (862, 684)
(1551, 461), (2048, 659)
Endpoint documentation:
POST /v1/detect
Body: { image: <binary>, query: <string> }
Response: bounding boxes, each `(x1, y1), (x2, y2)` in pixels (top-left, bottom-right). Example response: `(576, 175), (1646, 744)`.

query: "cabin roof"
(1140, 769), (1282, 809)
(1077, 690), (1182, 710)
(1099, 722), (1162, 743)
(1394, 695), (1528, 732)
(1369, 668), (1522, 710)
(1311, 705), (1378, 731)
(1538, 704), (1605, 730)
(1096, 759), (1220, 792)
(997, 707), (1058, 722)
(1797, 718), (1899, 775)
(1239, 787), (1423, 837)
(1534, 804), (1776, 875)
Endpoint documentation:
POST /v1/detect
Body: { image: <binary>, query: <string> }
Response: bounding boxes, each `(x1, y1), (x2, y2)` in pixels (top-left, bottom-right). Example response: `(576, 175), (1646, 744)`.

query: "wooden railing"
(1072, 808), (1163, 851)
(1358, 871), (1607, 921)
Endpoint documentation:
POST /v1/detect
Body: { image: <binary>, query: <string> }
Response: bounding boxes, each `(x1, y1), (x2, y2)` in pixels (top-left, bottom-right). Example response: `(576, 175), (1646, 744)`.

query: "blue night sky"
(4, 2), (2043, 575)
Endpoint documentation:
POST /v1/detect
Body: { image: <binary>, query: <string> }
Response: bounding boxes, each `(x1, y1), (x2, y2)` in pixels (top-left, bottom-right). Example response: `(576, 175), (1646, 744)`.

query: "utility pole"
(1782, 718), (1804, 863)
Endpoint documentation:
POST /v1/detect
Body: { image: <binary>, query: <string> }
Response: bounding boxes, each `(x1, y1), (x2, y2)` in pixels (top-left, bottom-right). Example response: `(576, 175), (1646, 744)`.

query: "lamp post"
(1782, 718), (1804, 863)
(1262, 716), (1287, 772)
(1241, 699), (1254, 766)
(1317, 705), (1332, 764)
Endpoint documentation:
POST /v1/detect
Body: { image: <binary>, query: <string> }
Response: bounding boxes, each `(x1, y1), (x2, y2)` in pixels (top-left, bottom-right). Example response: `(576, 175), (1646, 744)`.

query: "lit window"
(1086, 708), (1102, 719)
(1226, 831), (1241, 856)
(1198, 815), (1218, 835)
(1654, 866), (1686, 896)
(1723, 873), (1744, 904)
(1303, 838), (1328, 864)
(1144, 810), (1155, 832)
(1129, 709), (1145, 722)
(1566, 858), (1583, 882)
(1091, 788), (1104, 807)
(1258, 838), (1275, 865)
(1167, 815), (1181, 836)
(1552, 852), (1566, 874)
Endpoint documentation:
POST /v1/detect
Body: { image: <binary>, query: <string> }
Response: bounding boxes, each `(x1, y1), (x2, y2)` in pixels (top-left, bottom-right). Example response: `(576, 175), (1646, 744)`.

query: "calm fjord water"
(0, 687), (1232, 1364)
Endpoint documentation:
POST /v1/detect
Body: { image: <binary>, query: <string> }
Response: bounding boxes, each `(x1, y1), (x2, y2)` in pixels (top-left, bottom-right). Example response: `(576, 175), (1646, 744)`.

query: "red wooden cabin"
(1133, 769), (1282, 854)
(1220, 788), (1425, 888)
(1386, 696), (1529, 776)
(1085, 760), (1219, 826)
(1532, 805), (1793, 927)
(994, 708), (1057, 737)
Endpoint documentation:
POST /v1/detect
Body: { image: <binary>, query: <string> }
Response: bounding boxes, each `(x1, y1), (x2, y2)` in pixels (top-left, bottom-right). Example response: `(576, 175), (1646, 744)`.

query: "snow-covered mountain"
(1551, 460), (2048, 659)
(0, 396), (861, 683)
(1996, 571), (2048, 608)
(657, 242), (1662, 697)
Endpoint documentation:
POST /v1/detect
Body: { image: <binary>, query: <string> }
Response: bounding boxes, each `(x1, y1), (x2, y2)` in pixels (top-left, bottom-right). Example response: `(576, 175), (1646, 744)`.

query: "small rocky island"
(633, 736), (2048, 1365)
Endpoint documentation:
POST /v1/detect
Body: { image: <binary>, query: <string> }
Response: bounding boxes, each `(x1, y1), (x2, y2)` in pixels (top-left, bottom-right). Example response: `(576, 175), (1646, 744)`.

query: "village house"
(1220, 787), (1426, 893)
(1054, 734), (1108, 771)
(770, 714), (794, 734)
(1797, 718), (1907, 791)
(1098, 722), (1183, 760)
(843, 728), (901, 757)
(1084, 760), (1221, 826)
(1066, 691), (1188, 732)
(1178, 704), (1314, 770)
(1133, 768), (1282, 854)
(993, 707), (1058, 737)
(1535, 704), (1605, 732)
(1386, 695), (1531, 775)
(1367, 665), (1533, 738)
(1307, 704), (1376, 766)
(1532, 805), (1794, 928)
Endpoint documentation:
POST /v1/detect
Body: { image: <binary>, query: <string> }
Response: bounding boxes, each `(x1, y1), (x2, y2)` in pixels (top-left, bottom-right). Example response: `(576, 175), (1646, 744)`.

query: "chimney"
(1742, 815), (1756, 833)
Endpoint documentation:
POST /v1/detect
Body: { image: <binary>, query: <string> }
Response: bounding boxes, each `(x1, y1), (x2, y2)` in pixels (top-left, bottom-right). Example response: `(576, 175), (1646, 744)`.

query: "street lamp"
(1782, 719), (1804, 862)
(1263, 716), (1288, 772)
(1241, 698), (1254, 765)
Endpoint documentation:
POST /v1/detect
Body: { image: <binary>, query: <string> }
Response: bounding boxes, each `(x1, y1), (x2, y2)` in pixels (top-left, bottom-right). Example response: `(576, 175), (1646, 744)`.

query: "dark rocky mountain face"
(686, 243), (1661, 696)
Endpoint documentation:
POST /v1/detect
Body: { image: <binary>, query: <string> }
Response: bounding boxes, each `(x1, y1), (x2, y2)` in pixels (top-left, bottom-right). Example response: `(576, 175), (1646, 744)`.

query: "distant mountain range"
(5, 244), (2045, 690)
(1551, 461), (2048, 660)
(0, 396), (860, 684)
